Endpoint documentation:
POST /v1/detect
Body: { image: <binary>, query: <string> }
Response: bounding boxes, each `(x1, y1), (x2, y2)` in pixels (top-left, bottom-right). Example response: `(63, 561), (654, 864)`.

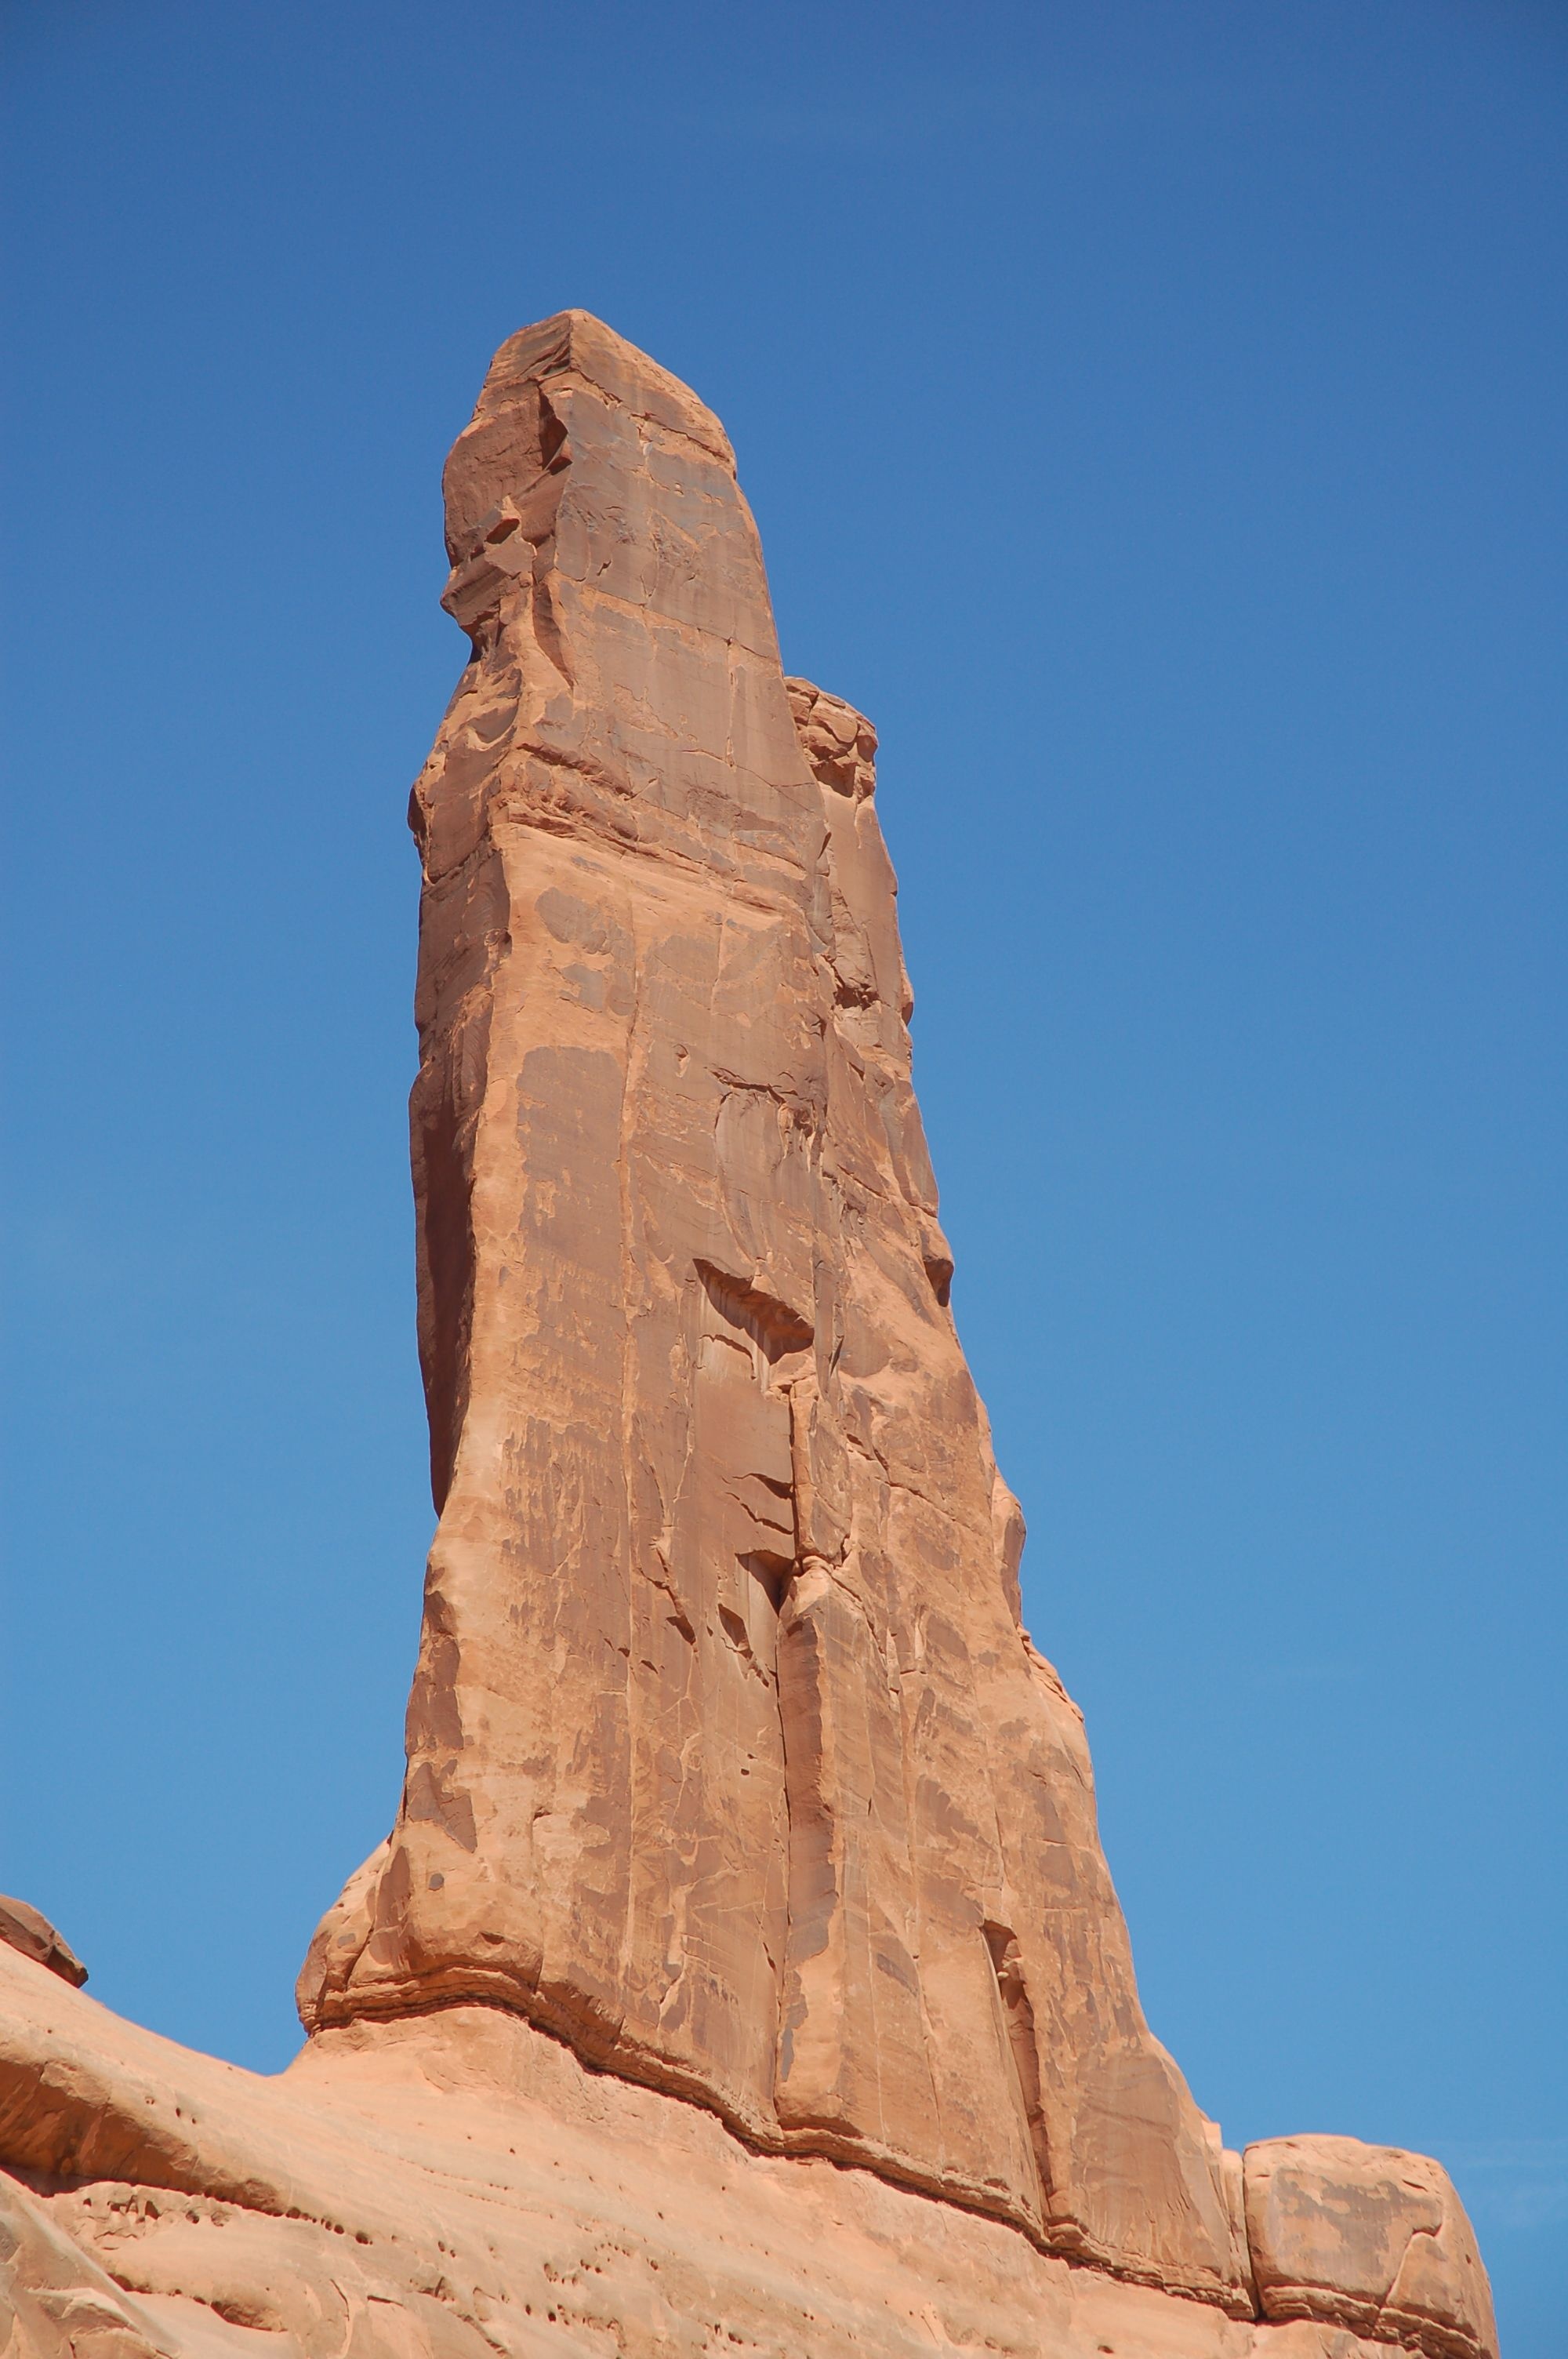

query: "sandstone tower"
(0, 315), (1496, 2359)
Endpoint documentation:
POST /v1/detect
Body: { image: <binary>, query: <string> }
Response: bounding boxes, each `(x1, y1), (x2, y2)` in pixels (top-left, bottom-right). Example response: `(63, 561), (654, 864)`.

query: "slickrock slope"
(0, 1946), (1496, 2359)
(2, 314), (1496, 2359)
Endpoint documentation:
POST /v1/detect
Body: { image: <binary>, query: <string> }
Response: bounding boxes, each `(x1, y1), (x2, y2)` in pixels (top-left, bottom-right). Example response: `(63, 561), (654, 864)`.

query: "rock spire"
(0, 313), (1496, 2359)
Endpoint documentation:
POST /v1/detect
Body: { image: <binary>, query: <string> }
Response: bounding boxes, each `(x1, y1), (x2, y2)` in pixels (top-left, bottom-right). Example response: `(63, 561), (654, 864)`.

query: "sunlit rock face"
(0, 314), (1495, 2359)
(292, 307), (1247, 2310)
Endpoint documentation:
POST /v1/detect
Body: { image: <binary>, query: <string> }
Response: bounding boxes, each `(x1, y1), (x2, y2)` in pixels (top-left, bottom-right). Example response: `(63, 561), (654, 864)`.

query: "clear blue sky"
(4, 4), (1563, 2349)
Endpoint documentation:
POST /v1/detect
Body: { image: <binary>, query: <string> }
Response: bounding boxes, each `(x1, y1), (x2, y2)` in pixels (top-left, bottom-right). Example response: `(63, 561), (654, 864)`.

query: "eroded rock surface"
(0, 1946), (1491, 2359)
(0, 1901), (85, 1991)
(1243, 2139), (1497, 2359)
(293, 307), (1243, 2310)
(2, 312), (1495, 2359)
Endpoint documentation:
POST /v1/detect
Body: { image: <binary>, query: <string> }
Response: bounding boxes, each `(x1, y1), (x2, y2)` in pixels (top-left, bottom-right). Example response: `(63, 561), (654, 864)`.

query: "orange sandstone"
(0, 314), (1495, 2359)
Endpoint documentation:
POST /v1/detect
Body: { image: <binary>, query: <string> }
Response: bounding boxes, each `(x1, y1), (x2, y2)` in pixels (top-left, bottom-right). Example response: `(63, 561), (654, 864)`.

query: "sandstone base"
(2, 1947), (1428, 2359)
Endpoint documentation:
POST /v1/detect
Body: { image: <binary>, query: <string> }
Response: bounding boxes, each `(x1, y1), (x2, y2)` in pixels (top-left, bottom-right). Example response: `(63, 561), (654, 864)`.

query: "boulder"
(294, 308), (1247, 2312)
(1244, 2135), (1497, 2359)
(0, 1897), (86, 1989)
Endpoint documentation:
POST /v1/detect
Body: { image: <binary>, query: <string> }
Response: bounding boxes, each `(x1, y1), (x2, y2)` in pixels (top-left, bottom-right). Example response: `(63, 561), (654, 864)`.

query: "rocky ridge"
(0, 313), (1496, 2359)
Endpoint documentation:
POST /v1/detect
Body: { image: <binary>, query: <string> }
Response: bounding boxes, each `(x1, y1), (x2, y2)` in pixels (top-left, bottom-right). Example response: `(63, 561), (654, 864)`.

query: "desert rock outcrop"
(0, 1900), (85, 1990)
(294, 307), (1243, 2310)
(2, 312), (1495, 2359)
(0, 1944), (1495, 2359)
(1243, 2139), (1497, 2359)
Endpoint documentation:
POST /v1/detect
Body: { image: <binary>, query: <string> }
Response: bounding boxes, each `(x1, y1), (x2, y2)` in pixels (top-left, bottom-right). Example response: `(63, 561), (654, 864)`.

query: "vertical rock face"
(295, 311), (1247, 2311)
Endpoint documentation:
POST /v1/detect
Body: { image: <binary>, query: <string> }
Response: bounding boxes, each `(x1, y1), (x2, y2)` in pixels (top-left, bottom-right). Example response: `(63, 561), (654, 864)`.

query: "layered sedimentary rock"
(2, 313), (1495, 2359)
(1243, 2141), (1497, 2359)
(0, 1945), (1494, 2359)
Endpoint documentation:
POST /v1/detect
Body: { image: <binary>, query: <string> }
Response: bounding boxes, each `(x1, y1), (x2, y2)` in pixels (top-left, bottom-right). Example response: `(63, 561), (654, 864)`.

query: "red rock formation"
(0, 1946), (1496, 2359)
(293, 309), (1243, 2309)
(1243, 2139), (1497, 2359)
(0, 313), (1496, 2359)
(0, 1899), (86, 1990)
